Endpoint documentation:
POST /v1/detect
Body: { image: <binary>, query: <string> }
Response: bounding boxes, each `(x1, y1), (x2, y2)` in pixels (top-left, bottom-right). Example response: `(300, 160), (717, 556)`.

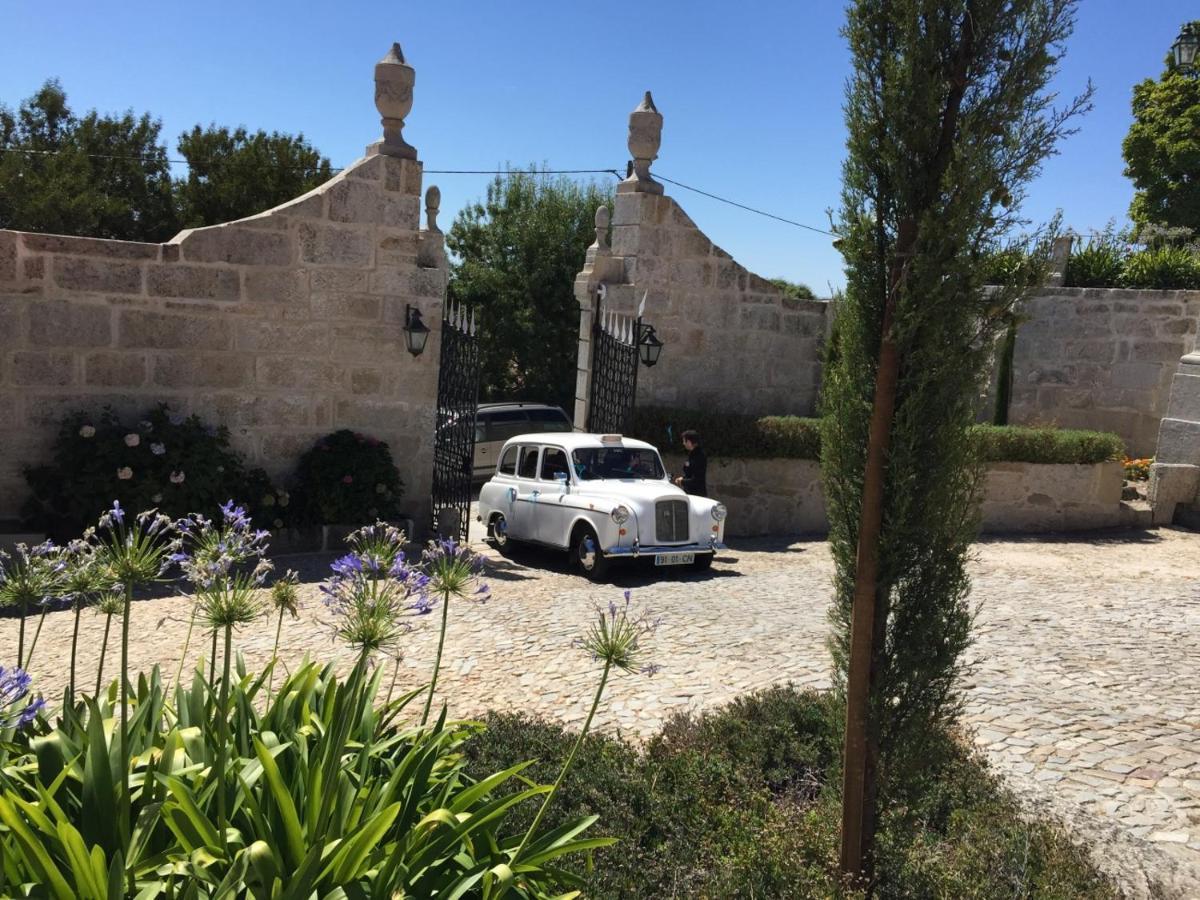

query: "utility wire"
(0, 145), (837, 237)
(655, 172), (837, 237)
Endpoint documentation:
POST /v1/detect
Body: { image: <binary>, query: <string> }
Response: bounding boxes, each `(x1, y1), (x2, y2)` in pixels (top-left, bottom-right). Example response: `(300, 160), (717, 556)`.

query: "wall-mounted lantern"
(1173, 23), (1199, 73)
(403, 304), (431, 357)
(638, 323), (664, 368)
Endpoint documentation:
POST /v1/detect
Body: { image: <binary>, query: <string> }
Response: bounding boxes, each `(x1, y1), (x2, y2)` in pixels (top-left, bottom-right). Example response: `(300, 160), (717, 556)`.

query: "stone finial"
(592, 205), (610, 250)
(1046, 233), (1073, 287)
(618, 91), (664, 195)
(425, 185), (442, 233)
(369, 42), (417, 159)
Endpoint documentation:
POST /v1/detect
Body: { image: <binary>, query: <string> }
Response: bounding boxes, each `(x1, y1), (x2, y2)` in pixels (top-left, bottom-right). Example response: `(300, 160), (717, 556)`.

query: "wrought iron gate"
(430, 300), (481, 540)
(587, 302), (641, 434)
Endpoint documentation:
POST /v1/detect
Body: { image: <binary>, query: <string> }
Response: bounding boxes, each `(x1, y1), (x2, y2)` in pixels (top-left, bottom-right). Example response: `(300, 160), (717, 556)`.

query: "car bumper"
(605, 540), (726, 558)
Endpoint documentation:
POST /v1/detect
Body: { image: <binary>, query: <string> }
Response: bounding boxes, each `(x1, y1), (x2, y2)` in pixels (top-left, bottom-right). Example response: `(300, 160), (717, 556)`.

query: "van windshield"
(571, 447), (665, 481)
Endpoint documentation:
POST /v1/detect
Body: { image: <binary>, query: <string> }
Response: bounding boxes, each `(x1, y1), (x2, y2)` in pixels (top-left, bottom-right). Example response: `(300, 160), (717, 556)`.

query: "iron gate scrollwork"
(587, 302), (642, 435)
(431, 300), (481, 540)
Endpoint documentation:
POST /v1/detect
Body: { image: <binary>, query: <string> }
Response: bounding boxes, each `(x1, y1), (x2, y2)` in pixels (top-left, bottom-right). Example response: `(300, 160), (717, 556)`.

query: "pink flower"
(124, 433), (140, 448)
(342, 475), (354, 485)
(79, 425), (96, 438)
(170, 470), (186, 484)
(116, 467), (133, 480)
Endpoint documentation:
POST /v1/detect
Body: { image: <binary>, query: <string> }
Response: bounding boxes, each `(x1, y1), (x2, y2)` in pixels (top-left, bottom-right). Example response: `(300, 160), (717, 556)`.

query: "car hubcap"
(579, 535), (596, 570)
(493, 517), (508, 546)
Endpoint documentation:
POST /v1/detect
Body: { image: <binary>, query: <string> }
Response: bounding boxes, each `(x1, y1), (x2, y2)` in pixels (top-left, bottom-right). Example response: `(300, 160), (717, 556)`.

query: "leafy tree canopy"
(0, 80), (176, 241)
(0, 80), (333, 242)
(1122, 21), (1200, 231)
(447, 170), (612, 413)
(175, 125), (332, 229)
(767, 277), (817, 300)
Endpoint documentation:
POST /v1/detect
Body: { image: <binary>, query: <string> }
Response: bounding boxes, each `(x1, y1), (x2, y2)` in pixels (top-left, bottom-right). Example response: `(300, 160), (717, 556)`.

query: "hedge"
(631, 407), (1125, 466)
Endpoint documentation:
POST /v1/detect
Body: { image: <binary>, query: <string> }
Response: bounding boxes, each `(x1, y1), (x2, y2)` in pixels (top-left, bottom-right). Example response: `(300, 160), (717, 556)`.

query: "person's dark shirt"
(681, 445), (707, 496)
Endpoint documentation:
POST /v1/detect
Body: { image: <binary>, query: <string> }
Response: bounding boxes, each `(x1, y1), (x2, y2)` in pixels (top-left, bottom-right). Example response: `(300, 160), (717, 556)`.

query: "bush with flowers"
(1123, 456), (1153, 481)
(22, 404), (290, 538)
(291, 428), (406, 526)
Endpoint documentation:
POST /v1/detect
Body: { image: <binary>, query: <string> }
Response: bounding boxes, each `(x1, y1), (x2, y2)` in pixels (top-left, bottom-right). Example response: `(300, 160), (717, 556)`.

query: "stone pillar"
(367, 43), (417, 159)
(617, 92), (664, 196)
(574, 205), (620, 430)
(1045, 233), (1073, 287)
(1150, 338), (1200, 524)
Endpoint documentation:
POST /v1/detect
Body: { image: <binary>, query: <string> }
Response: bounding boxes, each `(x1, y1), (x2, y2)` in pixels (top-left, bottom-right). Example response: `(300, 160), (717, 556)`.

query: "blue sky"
(0, 0), (1193, 292)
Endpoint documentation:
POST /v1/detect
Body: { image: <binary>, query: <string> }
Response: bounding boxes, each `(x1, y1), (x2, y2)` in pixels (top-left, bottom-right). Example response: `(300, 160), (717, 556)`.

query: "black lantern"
(1173, 23), (1199, 73)
(403, 304), (431, 357)
(638, 322), (664, 367)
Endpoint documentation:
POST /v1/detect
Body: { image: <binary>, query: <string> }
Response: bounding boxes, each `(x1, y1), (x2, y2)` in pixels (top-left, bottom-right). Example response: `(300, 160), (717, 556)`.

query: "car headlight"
(611, 505), (631, 525)
(710, 503), (727, 522)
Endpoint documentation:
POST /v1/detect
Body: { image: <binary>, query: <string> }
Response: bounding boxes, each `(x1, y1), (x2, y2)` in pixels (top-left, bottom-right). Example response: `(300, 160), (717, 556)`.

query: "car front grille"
(655, 499), (689, 543)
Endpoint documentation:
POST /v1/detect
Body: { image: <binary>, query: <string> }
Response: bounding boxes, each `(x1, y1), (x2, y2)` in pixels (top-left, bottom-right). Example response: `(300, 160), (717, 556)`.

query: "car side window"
(526, 408), (573, 433)
(474, 413), (489, 443)
(539, 447), (569, 481)
(518, 446), (541, 479)
(486, 410), (530, 443)
(498, 445), (518, 476)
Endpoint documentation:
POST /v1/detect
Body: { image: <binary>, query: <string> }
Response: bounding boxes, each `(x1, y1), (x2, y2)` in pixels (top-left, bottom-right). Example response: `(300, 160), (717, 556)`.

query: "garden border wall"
(662, 454), (1133, 537)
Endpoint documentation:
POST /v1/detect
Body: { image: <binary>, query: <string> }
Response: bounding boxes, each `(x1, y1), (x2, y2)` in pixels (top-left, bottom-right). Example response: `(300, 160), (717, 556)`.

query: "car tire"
(573, 526), (610, 581)
(692, 552), (714, 571)
(489, 513), (511, 554)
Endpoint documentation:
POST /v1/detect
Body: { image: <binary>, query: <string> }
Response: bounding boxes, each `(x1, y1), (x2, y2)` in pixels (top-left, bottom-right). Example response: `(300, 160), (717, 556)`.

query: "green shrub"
(632, 406), (822, 460)
(21, 404), (286, 539)
(635, 407), (1124, 466)
(291, 429), (405, 525)
(466, 686), (1115, 899)
(1065, 242), (1127, 287)
(981, 247), (1043, 287)
(1120, 246), (1200, 290)
(769, 277), (818, 301)
(970, 425), (1125, 465)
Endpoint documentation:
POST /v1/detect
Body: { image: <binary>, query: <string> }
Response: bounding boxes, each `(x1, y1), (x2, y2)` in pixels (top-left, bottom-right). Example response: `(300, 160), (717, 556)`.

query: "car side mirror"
(554, 470), (569, 493)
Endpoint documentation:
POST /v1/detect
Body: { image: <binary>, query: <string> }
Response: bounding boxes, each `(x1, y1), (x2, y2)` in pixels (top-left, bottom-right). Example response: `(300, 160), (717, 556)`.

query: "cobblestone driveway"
(5, 527), (1199, 897)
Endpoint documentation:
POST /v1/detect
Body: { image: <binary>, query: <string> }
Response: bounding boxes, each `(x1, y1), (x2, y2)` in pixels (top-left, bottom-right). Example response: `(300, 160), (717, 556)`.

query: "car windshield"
(571, 447), (665, 481)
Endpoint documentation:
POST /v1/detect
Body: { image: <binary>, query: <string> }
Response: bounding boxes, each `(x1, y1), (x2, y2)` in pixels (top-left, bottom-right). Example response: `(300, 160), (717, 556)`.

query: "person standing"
(674, 430), (707, 496)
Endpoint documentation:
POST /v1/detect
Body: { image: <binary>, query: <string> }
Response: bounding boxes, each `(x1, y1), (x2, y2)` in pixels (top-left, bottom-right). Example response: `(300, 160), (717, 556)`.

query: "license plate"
(654, 552), (695, 566)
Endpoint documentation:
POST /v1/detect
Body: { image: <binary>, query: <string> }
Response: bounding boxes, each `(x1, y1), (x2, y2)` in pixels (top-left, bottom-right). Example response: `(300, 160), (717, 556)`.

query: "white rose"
(117, 467), (133, 480)
(124, 433), (140, 448)
(79, 425), (96, 438)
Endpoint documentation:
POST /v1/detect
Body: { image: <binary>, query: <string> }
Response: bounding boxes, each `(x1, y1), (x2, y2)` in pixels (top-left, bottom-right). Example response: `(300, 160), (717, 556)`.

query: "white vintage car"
(477, 432), (727, 579)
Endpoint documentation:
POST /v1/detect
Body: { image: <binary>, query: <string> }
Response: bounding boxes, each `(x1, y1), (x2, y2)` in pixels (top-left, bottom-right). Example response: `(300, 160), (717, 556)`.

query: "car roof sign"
(600, 434), (623, 443)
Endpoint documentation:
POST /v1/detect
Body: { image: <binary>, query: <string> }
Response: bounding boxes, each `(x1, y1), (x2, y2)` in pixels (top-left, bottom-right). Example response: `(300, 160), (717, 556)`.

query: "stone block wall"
(663, 454), (1129, 537)
(583, 192), (829, 420)
(1002, 287), (1200, 457)
(0, 152), (447, 530)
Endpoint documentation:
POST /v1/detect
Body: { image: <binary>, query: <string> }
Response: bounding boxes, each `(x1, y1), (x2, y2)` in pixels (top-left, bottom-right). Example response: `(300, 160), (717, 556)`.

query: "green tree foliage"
(823, 0), (1088, 824)
(1122, 21), (1200, 231)
(768, 277), (817, 300)
(0, 81), (334, 241)
(0, 80), (177, 241)
(174, 125), (333, 228)
(447, 170), (612, 412)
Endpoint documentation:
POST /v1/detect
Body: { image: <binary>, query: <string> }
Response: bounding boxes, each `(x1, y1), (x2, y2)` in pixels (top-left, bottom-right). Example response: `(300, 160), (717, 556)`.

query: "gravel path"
(5, 526), (1199, 898)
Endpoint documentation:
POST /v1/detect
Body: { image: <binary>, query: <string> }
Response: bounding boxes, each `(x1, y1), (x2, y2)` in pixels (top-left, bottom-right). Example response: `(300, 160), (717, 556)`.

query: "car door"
(535, 445), (573, 546)
(508, 444), (542, 541)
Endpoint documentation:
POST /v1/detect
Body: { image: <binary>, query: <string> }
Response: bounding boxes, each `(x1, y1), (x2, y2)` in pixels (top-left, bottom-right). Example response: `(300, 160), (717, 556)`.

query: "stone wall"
(663, 453), (1130, 536)
(601, 193), (828, 417)
(994, 287), (1200, 457)
(0, 152), (447, 530)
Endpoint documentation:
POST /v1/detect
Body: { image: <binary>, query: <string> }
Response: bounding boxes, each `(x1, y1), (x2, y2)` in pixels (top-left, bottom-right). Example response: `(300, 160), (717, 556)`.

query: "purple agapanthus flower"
(0, 666), (44, 730)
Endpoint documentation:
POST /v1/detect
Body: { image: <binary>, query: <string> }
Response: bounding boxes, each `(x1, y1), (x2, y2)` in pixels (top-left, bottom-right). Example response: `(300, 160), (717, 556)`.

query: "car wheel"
(574, 526), (610, 581)
(692, 552), (714, 571)
(489, 514), (511, 553)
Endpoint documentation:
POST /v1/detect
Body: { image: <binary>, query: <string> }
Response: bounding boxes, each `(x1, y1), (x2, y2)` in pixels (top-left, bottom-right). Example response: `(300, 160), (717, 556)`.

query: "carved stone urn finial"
(592, 205), (610, 250)
(370, 42), (417, 159)
(618, 91), (664, 195)
(425, 185), (442, 233)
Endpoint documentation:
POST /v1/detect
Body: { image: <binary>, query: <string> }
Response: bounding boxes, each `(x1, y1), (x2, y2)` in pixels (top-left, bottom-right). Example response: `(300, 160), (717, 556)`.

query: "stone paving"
(3, 527), (1199, 897)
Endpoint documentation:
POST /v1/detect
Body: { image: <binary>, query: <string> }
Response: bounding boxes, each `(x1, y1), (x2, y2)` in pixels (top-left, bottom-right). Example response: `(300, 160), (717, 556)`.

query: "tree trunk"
(840, 217), (917, 881)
